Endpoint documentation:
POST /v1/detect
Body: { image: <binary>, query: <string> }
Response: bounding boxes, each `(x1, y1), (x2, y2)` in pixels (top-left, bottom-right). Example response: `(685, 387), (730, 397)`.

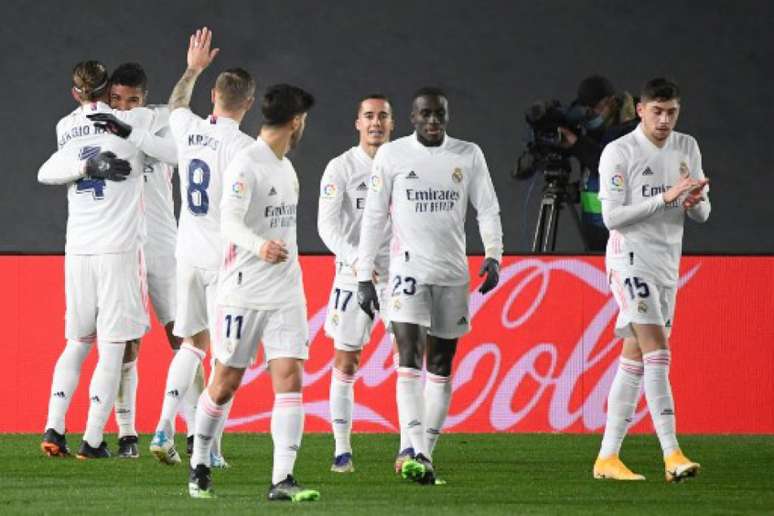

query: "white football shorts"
(173, 261), (218, 338)
(609, 269), (676, 338)
(212, 303), (310, 368)
(324, 272), (390, 351)
(65, 249), (149, 342)
(387, 274), (470, 339)
(145, 254), (176, 326)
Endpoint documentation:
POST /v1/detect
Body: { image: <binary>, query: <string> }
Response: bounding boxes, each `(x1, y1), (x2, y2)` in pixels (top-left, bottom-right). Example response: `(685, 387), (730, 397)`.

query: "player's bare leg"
(330, 348), (360, 472)
(632, 323), (700, 482)
(115, 339), (140, 458)
(594, 337), (646, 480)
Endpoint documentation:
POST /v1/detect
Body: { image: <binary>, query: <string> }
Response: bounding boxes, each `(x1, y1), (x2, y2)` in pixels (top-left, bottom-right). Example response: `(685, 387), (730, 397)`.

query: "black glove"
(87, 113), (133, 139)
(478, 258), (500, 294)
(84, 151), (131, 182)
(357, 280), (380, 320)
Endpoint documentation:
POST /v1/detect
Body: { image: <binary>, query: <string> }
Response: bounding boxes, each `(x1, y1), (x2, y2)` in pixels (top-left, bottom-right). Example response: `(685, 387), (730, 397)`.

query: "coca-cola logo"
(227, 257), (701, 432)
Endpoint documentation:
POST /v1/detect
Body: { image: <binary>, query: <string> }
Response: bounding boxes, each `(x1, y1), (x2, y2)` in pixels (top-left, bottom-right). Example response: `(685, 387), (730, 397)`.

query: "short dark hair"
(412, 86), (447, 103)
(357, 93), (392, 116)
(110, 62), (148, 92)
(72, 60), (109, 101)
(641, 77), (680, 103)
(261, 84), (315, 126)
(215, 68), (256, 112)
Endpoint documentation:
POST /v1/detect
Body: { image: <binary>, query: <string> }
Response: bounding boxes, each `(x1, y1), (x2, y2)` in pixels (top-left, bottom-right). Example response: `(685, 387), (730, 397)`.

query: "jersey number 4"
(75, 145), (106, 200)
(187, 159), (211, 215)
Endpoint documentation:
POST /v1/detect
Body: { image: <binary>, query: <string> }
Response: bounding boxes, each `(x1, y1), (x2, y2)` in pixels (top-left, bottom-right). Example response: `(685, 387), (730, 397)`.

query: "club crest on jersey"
(637, 301), (648, 314)
(331, 313), (339, 326)
(452, 167), (463, 183)
(611, 173), (624, 191)
(392, 298), (401, 311)
(322, 183), (337, 199)
(370, 174), (383, 192)
(679, 161), (690, 177)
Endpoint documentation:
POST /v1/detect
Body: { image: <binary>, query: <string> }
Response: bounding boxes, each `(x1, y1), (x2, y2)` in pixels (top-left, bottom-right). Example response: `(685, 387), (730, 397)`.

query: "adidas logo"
(661, 408), (675, 416)
(166, 389), (179, 398)
(427, 427), (441, 435)
(642, 167), (653, 176)
(197, 434), (212, 442)
(333, 418), (348, 425)
(457, 316), (468, 325)
(268, 186), (277, 196)
(356, 182), (368, 191)
(406, 170), (418, 179)
(407, 419), (421, 428)
(90, 395), (101, 404)
(289, 444), (300, 451)
(116, 409), (130, 415)
(53, 391), (66, 399)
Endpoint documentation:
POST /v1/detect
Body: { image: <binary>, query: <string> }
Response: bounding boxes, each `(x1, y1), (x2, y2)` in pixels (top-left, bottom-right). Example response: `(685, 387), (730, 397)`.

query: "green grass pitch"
(4, 433), (774, 514)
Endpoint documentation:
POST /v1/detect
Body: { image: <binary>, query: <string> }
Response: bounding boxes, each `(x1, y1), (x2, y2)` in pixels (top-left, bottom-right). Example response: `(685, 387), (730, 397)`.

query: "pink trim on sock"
(619, 360), (644, 376)
(644, 352), (671, 367)
(274, 393), (302, 409)
(333, 368), (355, 384)
(199, 392), (224, 418)
(181, 342), (206, 362)
(397, 367), (421, 379)
(426, 372), (451, 383)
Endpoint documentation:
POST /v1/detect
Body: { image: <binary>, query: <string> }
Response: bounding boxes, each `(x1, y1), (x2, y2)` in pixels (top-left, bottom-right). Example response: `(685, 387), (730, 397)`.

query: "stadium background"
(0, 0), (772, 435)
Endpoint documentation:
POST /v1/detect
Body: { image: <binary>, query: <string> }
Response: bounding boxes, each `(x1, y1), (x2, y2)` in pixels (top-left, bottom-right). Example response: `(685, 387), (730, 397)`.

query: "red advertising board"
(0, 255), (772, 434)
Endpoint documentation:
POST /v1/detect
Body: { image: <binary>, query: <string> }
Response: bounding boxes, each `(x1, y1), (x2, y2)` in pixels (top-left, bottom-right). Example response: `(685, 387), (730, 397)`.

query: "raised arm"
(169, 27), (220, 110)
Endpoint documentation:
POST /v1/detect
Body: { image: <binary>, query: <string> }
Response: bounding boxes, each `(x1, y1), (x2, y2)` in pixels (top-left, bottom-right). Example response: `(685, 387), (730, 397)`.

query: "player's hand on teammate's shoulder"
(87, 113), (132, 139)
(83, 151), (131, 182)
(259, 240), (288, 264)
(478, 258), (500, 294)
(187, 27), (220, 73)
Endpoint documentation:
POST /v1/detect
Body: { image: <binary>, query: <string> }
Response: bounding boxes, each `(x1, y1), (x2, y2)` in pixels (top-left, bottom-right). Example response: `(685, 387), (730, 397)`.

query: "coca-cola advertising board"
(0, 255), (772, 433)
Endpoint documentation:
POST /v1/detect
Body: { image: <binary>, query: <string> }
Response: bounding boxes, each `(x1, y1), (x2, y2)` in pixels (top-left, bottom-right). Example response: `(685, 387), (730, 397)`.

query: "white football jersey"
(318, 146), (390, 276)
(218, 137), (305, 310)
(599, 124), (711, 286)
(54, 101), (155, 255)
(170, 108), (254, 270)
(358, 133), (503, 286)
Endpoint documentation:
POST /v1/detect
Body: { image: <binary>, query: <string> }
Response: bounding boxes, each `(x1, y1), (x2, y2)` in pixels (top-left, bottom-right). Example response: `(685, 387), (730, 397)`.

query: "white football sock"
(45, 339), (93, 434)
(83, 341), (125, 447)
(424, 372), (452, 459)
(396, 367), (427, 457)
(643, 350), (679, 457)
(181, 361), (204, 437)
(599, 358), (644, 458)
(394, 352), (411, 451)
(271, 392), (304, 485)
(190, 390), (225, 468)
(115, 359), (138, 437)
(330, 368), (355, 456)
(211, 396), (233, 458)
(156, 343), (205, 436)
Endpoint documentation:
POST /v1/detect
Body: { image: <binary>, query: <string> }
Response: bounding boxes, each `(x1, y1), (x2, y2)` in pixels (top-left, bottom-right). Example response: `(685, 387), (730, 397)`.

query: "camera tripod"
(531, 173), (588, 253)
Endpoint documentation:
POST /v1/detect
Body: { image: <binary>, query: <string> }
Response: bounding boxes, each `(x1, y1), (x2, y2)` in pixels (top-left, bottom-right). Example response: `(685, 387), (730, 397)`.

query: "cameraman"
(559, 75), (638, 250)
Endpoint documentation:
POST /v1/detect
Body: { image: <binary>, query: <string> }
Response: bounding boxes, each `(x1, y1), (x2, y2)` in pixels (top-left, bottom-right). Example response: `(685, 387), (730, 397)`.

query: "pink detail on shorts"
(223, 244), (236, 270)
(138, 248), (149, 311)
(610, 230), (623, 256)
(610, 270), (629, 311)
(333, 368), (355, 384)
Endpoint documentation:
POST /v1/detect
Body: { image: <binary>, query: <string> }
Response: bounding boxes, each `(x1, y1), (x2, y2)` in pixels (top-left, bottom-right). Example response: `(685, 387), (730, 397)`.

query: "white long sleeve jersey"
(218, 137), (305, 310)
(318, 146), (390, 276)
(133, 105), (178, 258)
(599, 124), (711, 287)
(357, 133), (503, 286)
(170, 108), (254, 270)
(48, 101), (156, 255)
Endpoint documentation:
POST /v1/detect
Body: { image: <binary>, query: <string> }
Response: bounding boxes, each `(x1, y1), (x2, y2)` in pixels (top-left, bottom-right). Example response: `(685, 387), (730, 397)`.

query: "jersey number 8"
(187, 159), (210, 215)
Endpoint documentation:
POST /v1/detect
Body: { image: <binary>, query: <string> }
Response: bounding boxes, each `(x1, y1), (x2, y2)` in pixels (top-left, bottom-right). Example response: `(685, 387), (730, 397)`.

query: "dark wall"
(2, 0), (772, 253)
